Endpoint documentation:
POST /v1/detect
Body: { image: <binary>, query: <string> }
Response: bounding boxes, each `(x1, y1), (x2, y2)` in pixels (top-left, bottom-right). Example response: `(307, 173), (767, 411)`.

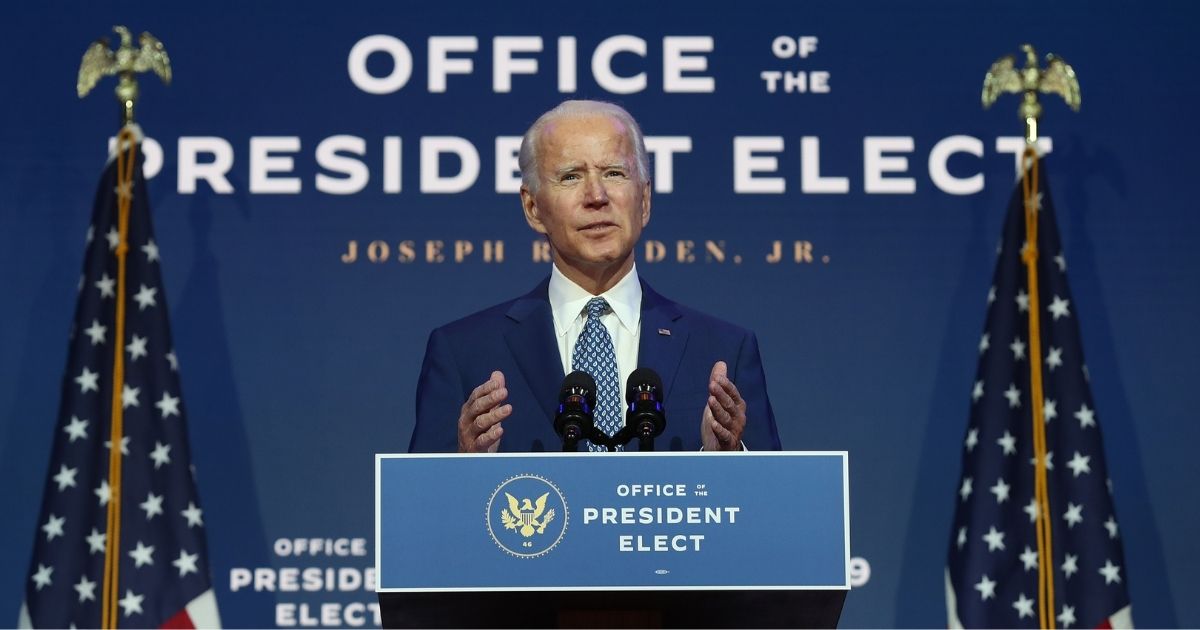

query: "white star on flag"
(965, 428), (979, 451)
(1010, 337), (1026, 360)
(31, 564), (53, 591)
(132, 284), (158, 310)
(166, 350), (179, 371)
(155, 391), (181, 418)
(1029, 451), (1054, 471)
(141, 239), (160, 263)
(105, 435), (131, 456)
(1075, 403), (1096, 429)
(140, 492), (165, 519)
(1099, 559), (1122, 585)
(1013, 593), (1035, 619)
(972, 381), (984, 402)
(1066, 451), (1092, 477)
(173, 550), (200, 577)
(957, 526), (968, 549)
(86, 528), (106, 554)
(974, 574), (997, 600)
(74, 575), (97, 603)
(979, 333), (990, 354)
(129, 540), (155, 567)
(74, 367), (100, 394)
(1019, 546), (1038, 571)
(1062, 553), (1079, 578)
(42, 514), (65, 541)
(996, 430), (1016, 455)
(1043, 398), (1058, 422)
(95, 480), (111, 506)
(982, 526), (1006, 551)
(84, 320), (107, 345)
(105, 227), (120, 251)
(118, 589), (144, 617)
(122, 384), (141, 409)
(987, 286), (996, 303)
(52, 464), (78, 491)
(1058, 604), (1077, 628)
(63, 416), (89, 442)
(959, 478), (973, 501)
(127, 334), (149, 360)
(1048, 295), (1071, 320)
(989, 478), (1010, 504)
(1054, 252), (1067, 272)
(1105, 515), (1119, 539)
(1063, 502), (1084, 528)
(1045, 346), (1063, 371)
(1015, 289), (1029, 312)
(95, 273), (115, 298)
(1023, 497), (1039, 523)
(1004, 383), (1021, 408)
(182, 502), (204, 528)
(150, 441), (172, 469)
(114, 180), (134, 201)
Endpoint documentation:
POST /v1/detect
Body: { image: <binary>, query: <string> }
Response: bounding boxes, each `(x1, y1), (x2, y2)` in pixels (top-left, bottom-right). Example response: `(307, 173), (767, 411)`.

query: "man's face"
(521, 114), (651, 282)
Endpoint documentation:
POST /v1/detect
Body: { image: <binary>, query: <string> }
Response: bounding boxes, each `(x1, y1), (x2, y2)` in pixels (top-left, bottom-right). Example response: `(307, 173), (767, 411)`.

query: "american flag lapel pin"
(657, 328), (671, 336)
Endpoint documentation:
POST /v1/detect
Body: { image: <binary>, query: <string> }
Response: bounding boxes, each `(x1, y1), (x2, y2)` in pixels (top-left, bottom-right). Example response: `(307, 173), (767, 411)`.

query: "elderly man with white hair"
(409, 100), (780, 454)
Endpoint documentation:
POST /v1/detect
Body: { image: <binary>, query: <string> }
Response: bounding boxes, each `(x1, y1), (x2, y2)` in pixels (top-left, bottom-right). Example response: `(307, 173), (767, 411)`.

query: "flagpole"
(78, 25), (172, 629)
(982, 43), (1080, 629)
(1020, 146), (1056, 629)
(100, 129), (137, 629)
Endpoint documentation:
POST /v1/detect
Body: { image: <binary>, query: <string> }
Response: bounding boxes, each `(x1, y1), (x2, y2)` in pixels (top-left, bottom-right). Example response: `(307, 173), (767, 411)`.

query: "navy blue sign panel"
(3, 1), (1199, 627)
(376, 452), (849, 591)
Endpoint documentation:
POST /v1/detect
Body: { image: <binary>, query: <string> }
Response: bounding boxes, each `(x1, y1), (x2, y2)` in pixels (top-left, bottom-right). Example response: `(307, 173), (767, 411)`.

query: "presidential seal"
(486, 474), (568, 558)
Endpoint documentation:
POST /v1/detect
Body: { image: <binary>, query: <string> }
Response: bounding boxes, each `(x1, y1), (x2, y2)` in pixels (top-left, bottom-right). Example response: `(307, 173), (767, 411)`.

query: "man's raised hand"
(700, 361), (747, 451)
(457, 371), (512, 453)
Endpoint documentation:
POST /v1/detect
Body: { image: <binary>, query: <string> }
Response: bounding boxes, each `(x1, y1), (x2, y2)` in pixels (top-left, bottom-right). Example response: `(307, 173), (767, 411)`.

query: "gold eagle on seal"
(501, 492), (556, 538)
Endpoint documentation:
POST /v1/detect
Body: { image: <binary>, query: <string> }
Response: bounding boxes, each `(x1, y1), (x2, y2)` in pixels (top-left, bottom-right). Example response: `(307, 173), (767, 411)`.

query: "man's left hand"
(701, 361), (746, 451)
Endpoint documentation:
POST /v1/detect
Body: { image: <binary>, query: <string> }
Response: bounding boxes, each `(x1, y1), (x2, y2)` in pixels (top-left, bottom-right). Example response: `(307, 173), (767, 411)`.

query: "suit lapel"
(638, 280), (688, 402)
(504, 278), (564, 426)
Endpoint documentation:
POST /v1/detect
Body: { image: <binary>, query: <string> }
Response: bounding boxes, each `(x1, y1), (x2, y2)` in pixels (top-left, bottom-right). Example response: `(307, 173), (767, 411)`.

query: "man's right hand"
(457, 371), (511, 453)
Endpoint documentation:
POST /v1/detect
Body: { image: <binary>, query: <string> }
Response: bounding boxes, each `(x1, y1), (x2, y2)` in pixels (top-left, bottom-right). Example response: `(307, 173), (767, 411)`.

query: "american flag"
(947, 159), (1132, 628)
(20, 130), (220, 628)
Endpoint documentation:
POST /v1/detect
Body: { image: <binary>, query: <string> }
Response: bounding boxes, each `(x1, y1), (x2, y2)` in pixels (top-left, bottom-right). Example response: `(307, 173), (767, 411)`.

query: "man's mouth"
(579, 221), (617, 232)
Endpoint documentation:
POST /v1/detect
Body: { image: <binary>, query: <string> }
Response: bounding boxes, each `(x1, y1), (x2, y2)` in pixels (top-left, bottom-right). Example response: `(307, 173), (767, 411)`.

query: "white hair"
(518, 100), (650, 193)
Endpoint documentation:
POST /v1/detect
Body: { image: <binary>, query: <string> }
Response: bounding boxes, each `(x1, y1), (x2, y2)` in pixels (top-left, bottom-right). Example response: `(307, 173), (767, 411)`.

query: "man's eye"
(561, 173), (579, 182)
(604, 170), (627, 178)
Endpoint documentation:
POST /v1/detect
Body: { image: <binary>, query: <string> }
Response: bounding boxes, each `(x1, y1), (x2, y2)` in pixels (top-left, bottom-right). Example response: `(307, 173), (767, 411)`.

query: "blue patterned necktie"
(572, 297), (623, 452)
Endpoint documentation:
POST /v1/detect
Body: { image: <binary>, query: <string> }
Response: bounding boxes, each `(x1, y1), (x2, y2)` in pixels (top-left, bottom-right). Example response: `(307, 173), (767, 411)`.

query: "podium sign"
(376, 452), (849, 592)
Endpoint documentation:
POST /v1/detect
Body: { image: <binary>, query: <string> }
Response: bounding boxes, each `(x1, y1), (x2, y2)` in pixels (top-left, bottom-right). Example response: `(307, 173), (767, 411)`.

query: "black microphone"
(554, 371), (597, 452)
(625, 368), (666, 451)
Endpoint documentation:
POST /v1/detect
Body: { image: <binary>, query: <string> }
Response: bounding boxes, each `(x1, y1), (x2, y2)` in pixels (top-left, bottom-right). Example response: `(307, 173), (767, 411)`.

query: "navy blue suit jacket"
(409, 277), (781, 452)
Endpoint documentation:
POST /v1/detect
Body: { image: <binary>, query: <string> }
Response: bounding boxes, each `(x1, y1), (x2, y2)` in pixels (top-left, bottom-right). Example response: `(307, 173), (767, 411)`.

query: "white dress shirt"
(548, 263), (642, 408)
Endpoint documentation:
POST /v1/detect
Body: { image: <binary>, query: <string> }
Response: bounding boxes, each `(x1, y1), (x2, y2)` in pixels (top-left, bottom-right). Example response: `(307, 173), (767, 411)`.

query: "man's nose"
(583, 174), (609, 207)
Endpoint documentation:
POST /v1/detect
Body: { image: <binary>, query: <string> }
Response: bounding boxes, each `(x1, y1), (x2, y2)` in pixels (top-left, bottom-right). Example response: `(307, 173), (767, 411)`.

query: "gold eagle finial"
(982, 44), (1080, 144)
(77, 26), (172, 125)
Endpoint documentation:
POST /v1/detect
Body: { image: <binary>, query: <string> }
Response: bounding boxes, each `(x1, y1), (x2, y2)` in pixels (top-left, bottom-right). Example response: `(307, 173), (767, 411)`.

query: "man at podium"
(408, 100), (781, 454)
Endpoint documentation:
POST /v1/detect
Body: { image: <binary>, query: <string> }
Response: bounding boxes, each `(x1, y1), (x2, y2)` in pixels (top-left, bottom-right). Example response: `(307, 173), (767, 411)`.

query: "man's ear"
(640, 179), (652, 227)
(521, 185), (547, 234)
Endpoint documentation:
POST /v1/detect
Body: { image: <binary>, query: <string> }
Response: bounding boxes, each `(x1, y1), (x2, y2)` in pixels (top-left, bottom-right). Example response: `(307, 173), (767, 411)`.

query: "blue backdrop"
(2, 1), (1197, 626)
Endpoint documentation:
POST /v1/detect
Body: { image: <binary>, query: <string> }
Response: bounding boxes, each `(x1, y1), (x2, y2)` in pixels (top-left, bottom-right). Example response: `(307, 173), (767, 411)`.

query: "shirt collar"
(548, 263), (642, 337)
